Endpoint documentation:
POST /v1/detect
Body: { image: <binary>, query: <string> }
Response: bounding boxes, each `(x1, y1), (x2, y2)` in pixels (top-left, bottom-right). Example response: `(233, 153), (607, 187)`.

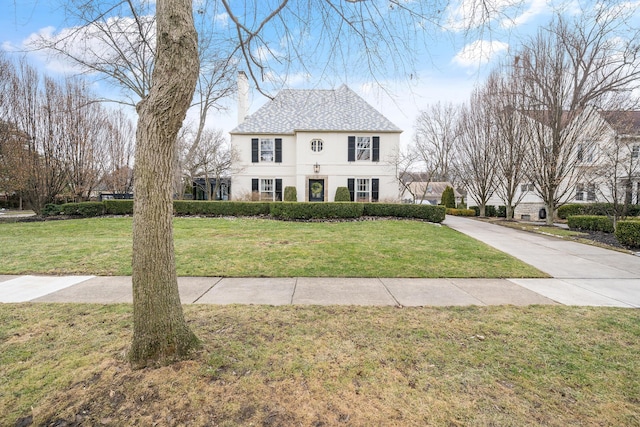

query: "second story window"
(311, 139), (323, 153)
(356, 137), (371, 161)
(348, 135), (380, 162)
(252, 138), (282, 163)
(260, 138), (274, 162)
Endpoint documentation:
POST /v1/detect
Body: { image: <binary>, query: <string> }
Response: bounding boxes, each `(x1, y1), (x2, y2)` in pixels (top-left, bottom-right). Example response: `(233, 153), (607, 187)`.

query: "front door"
(309, 179), (325, 202)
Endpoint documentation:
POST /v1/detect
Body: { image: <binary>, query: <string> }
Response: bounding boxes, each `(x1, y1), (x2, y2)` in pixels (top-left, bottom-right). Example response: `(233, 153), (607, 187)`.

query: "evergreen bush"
(104, 200), (134, 215)
(60, 202), (106, 217)
(270, 202), (364, 220)
(567, 215), (614, 233)
(615, 221), (640, 248)
(173, 201), (271, 216)
(446, 208), (476, 216)
(283, 186), (297, 202)
(334, 186), (351, 202)
(41, 203), (62, 217)
(441, 186), (456, 208)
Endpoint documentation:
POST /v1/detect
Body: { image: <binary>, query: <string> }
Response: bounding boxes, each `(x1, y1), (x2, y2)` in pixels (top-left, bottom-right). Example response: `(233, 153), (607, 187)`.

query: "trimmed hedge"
(39, 200), (447, 223)
(446, 208), (476, 217)
(283, 186), (297, 202)
(59, 202), (106, 218)
(567, 215), (614, 233)
(42, 203), (62, 217)
(615, 221), (640, 248)
(363, 203), (446, 222)
(173, 201), (271, 216)
(558, 203), (640, 219)
(270, 202), (364, 220)
(334, 187), (351, 202)
(104, 200), (134, 215)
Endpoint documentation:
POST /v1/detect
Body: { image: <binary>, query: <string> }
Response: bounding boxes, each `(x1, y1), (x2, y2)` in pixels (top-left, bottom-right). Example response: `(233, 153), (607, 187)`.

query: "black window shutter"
(251, 139), (259, 163)
(252, 178), (259, 193)
(348, 136), (355, 162)
(275, 138), (282, 163)
(275, 179), (283, 201)
(347, 178), (355, 202)
(372, 178), (379, 202)
(372, 136), (380, 162)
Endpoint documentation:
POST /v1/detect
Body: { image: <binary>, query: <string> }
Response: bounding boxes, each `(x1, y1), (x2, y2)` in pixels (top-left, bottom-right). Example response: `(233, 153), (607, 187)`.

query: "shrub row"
(615, 220), (640, 248)
(446, 208), (476, 217)
(59, 202), (106, 217)
(567, 215), (614, 233)
(558, 203), (640, 219)
(173, 201), (271, 216)
(42, 200), (447, 222)
(468, 205), (508, 217)
(270, 202), (364, 220)
(360, 203), (444, 222)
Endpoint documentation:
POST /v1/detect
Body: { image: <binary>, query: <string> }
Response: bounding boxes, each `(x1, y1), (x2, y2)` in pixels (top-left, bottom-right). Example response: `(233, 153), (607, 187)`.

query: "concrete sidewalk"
(0, 275), (559, 306)
(1, 217), (639, 307)
(444, 216), (640, 307)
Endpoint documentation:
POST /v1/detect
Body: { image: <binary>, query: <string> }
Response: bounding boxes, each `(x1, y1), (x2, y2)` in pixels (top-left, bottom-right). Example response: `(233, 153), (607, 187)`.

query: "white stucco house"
(229, 74), (401, 203)
(478, 109), (640, 220)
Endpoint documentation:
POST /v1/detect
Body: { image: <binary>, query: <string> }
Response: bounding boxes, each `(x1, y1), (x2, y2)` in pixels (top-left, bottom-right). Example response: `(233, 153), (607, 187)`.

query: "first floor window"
(632, 144), (639, 159)
(261, 178), (274, 200)
(252, 178), (282, 201)
(347, 177), (379, 202)
(356, 178), (370, 202)
(576, 183), (596, 201)
(521, 183), (534, 192)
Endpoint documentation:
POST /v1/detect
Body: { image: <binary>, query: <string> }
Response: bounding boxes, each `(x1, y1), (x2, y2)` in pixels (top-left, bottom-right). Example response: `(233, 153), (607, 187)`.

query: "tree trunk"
(129, 0), (200, 368)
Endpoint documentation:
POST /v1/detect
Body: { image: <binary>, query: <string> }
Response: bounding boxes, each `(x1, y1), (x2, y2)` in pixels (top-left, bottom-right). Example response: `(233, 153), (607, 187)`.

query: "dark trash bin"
(539, 208), (546, 220)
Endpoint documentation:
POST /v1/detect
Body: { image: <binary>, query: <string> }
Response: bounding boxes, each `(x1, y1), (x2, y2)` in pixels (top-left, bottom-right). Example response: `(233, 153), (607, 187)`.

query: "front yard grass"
(0, 217), (545, 278)
(1, 304), (638, 426)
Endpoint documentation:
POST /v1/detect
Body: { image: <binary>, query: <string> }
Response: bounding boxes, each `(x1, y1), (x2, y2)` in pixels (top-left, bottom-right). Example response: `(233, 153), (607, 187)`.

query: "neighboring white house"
(401, 181), (463, 205)
(229, 74), (402, 202)
(481, 109), (640, 220)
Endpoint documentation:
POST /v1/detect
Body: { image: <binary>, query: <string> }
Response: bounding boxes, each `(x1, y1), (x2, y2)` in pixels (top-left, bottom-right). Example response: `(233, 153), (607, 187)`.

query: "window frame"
(356, 137), (371, 161)
(260, 138), (274, 162)
(310, 138), (324, 153)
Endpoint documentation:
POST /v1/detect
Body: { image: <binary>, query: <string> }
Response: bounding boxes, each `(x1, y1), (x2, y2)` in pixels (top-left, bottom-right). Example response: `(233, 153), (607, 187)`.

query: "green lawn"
(0, 217), (545, 277)
(1, 304), (638, 426)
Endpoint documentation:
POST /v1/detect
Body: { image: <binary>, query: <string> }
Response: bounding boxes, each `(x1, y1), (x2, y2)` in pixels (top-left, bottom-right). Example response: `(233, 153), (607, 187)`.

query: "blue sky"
(1, 0), (638, 146)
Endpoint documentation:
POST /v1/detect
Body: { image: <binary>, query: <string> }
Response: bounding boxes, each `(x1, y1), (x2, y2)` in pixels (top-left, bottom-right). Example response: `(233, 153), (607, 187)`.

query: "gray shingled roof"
(230, 84), (401, 134)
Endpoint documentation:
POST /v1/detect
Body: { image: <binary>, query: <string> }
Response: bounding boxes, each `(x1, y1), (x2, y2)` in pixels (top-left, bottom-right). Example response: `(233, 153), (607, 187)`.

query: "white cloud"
(500, 0), (551, 28)
(452, 40), (509, 68)
(445, 0), (521, 32)
(19, 16), (156, 77)
(213, 12), (229, 28)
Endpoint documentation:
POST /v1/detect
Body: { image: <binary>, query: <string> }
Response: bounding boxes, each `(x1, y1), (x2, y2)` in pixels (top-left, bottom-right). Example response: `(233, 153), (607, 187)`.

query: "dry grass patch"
(2, 304), (639, 426)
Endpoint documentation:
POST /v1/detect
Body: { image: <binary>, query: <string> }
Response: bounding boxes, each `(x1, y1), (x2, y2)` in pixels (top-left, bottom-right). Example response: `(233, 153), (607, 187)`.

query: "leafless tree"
(517, 9), (640, 224)
(405, 102), (460, 202)
(184, 128), (237, 200)
(483, 66), (530, 219)
(100, 109), (135, 196)
(3, 60), (70, 213)
(455, 88), (497, 216)
(60, 78), (109, 201)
